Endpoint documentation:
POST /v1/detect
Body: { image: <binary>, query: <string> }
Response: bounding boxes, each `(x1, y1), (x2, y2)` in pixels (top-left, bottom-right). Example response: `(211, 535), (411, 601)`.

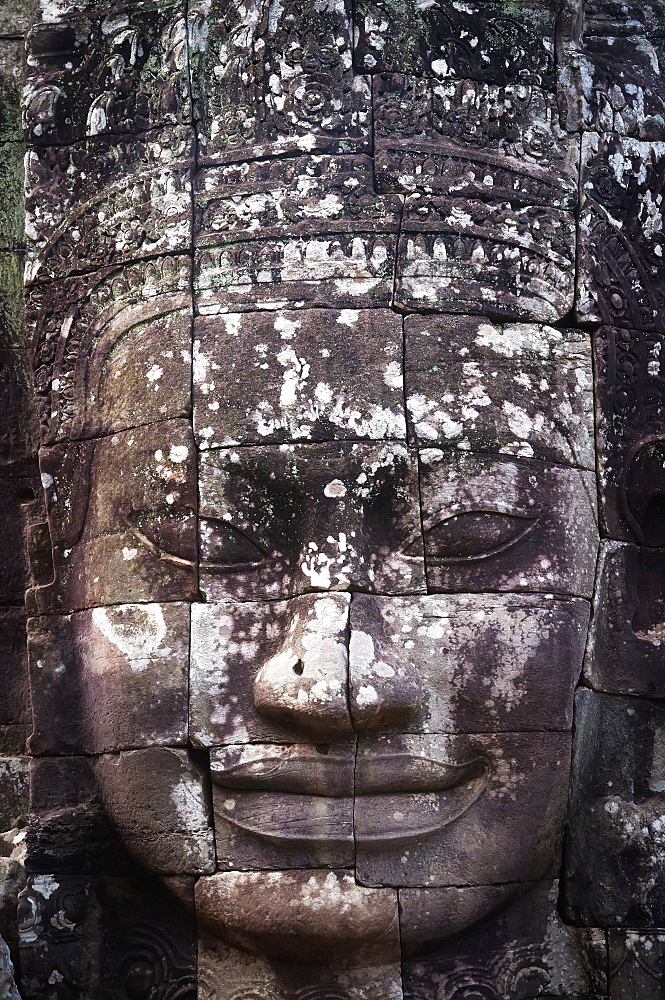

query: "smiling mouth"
(212, 751), (488, 847)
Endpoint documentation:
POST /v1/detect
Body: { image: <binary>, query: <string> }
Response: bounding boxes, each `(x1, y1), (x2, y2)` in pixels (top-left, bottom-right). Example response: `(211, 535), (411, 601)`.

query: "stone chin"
(192, 870), (527, 967)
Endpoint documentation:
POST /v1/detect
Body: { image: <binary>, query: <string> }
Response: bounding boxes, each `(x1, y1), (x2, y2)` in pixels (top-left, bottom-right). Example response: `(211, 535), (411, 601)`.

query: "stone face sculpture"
(0, 0), (662, 996)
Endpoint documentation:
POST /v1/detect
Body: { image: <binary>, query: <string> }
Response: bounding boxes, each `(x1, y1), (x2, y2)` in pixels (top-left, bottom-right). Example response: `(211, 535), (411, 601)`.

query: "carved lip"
(213, 753), (488, 846)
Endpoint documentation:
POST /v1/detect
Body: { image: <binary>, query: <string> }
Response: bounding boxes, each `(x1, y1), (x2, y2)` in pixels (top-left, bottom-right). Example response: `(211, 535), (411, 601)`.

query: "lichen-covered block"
(401, 881), (607, 998)
(35, 419), (197, 613)
(417, 450), (598, 598)
(195, 870), (400, 967)
(593, 325), (665, 541)
(0, 758), (28, 834)
(188, 0), (370, 165)
(27, 603), (189, 755)
(349, 593), (589, 734)
(395, 196), (576, 323)
(585, 542), (665, 698)
(193, 308), (405, 447)
(354, 732), (571, 887)
(198, 442), (425, 602)
(353, 0), (558, 89)
(563, 689), (665, 926)
(609, 929), (665, 999)
(18, 875), (196, 1000)
(24, 2), (191, 146)
(190, 594), (353, 746)
(94, 748), (215, 876)
(373, 74), (578, 208)
(211, 742), (355, 870)
(25, 127), (193, 283)
(559, 8), (665, 138)
(578, 135), (665, 332)
(405, 316), (594, 468)
(28, 256), (192, 444)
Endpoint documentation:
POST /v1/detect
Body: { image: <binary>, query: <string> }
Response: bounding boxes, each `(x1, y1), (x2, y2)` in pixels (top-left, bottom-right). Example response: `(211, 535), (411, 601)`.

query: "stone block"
(35, 419), (197, 613)
(211, 741), (355, 871)
(24, 3), (191, 146)
(190, 594), (353, 746)
(395, 196), (575, 323)
(198, 930), (403, 999)
(28, 257), (192, 444)
(584, 541), (665, 697)
(193, 308), (405, 448)
(402, 880), (607, 999)
(417, 450), (598, 598)
(349, 593), (589, 734)
(354, 731), (571, 888)
(0, 350), (38, 466)
(0, 609), (29, 754)
(188, 0), (370, 164)
(405, 315), (594, 468)
(0, 468), (41, 605)
(18, 875), (196, 1000)
(198, 442), (425, 602)
(0, 759), (28, 836)
(195, 869), (400, 967)
(373, 74), (578, 208)
(609, 929), (665, 999)
(25, 127), (193, 284)
(563, 689), (665, 926)
(592, 325), (665, 542)
(93, 747), (215, 876)
(578, 135), (665, 332)
(27, 603), (189, 755)
(353, 0), (558, 89)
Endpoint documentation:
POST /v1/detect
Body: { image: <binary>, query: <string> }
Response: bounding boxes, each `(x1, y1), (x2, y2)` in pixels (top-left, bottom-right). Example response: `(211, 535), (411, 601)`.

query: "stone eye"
(126, 507), (196, 565)
(200, 518), (268, 571)
(422, 511), (538, 561)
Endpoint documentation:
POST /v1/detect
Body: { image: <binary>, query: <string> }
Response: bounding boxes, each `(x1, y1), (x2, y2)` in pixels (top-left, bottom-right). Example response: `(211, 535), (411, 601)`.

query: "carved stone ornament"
(0, 0), (664, 996)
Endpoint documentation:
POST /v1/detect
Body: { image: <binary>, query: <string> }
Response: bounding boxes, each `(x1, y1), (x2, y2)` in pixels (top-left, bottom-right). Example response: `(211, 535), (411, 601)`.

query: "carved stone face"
(21, 0), (622, 988)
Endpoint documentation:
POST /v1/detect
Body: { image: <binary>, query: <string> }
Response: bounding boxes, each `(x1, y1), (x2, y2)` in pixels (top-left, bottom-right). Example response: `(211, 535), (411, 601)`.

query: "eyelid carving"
(418, 508), (540, 563)
(125, 508), (196, 568)
(200, 517), (271, 574)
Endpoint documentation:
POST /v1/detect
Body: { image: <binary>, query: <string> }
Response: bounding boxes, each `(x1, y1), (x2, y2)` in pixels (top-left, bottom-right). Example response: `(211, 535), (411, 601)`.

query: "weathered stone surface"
(353, 0), (559, 89)
(593, 325), (665, 541)
(0, 859), (26, 964)
(0, 351), (38, 465)
(405, 316), (594, 468)
(196, 869), (400, 966)
(395, 195), (576, 323)
(609, 929), (665, 998)
(193, 308), (405, 448)
(198, 930), (404, 1000)
(0, 759), (28, 837)
(94, 748), (215, 876)
(563, 689), (665, 926)
(374, 74), (578, 208)
(211, 742), (355, 871)
(24, 2), (190, 146)
(417, 450), (598, 598)
(198, 442), (425, 602)
(29, 256), (192, 444)
(27, 603), (189, 755)
(25, 127), (193, 283)
(578, 135), (665, 332)
(0, 610), (29, 757)
(189, 0), (370, 165)
(0, 468), (42, 605)
(26, 756), (122, 875)
(354, 731), (571, 888)
(349, 593), (589, 734)
(559, 4), (665, 138)
(193, 155), (400, 313)
(35, 419), (197, 612)
(18, 875), (196, 1000)
(0, 932), (22, 1000)
(191, 593), (352, 746)
(584, 541), (665, 697)
(402, 880), (607, 998)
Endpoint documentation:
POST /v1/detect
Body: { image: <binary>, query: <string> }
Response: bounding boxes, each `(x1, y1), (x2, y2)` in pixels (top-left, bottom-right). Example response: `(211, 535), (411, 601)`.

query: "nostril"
(292, 659), (304, 676)
(315, 743), (330, 755)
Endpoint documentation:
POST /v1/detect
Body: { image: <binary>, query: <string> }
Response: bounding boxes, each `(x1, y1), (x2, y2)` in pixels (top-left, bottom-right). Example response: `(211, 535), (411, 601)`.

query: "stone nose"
(253, 593), (354, 737)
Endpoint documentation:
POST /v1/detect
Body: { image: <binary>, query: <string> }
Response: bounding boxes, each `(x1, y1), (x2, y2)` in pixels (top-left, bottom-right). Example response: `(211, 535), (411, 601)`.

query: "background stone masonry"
(0, 0), (662, 996)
